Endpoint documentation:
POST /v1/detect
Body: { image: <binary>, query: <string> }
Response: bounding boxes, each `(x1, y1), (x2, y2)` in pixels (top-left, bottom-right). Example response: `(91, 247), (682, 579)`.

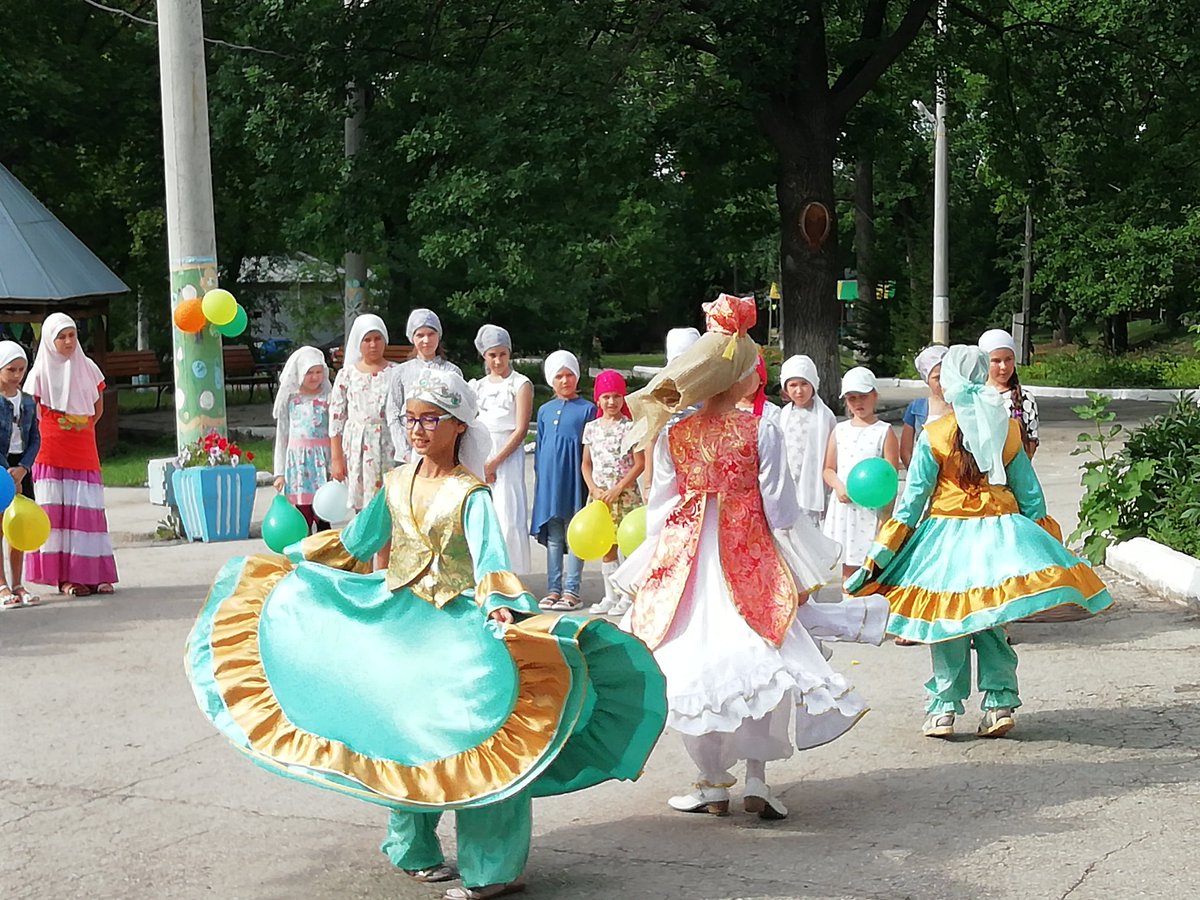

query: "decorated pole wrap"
(157, 0), (228, 450)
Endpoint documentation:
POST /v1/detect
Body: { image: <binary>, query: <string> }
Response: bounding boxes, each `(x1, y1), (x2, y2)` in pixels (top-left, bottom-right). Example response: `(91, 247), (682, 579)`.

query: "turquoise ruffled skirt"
(187, 554), (666, 810)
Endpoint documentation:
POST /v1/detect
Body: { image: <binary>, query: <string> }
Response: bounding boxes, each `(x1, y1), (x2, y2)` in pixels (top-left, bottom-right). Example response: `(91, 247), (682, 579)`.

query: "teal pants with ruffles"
(925, 627), (1021, 714)
(381, 791), (531, 888)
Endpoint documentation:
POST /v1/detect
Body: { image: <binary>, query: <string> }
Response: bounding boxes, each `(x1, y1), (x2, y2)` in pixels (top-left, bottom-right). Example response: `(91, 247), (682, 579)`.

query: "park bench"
(103, 350), (173, 409)
(329, 344), (415, 369)
(223, 345), (279, 401)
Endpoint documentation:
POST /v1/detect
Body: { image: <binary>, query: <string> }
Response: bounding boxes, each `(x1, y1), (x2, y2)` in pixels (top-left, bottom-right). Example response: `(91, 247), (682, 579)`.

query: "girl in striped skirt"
(24, 314), (118, 597)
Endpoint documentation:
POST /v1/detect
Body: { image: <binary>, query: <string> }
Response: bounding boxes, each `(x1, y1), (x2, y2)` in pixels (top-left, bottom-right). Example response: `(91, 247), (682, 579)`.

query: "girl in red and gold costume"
(616, 294), (889, 820)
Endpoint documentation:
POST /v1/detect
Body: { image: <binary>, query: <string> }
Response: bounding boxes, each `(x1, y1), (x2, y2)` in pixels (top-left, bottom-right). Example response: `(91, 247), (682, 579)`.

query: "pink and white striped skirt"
(25, 464), (119, 588)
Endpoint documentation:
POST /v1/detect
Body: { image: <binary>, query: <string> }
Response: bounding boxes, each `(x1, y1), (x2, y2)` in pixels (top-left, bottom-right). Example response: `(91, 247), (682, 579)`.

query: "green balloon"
(846, 457), (899, 509)
(216, 304), (248, 338)
(263, 493), (310, 552)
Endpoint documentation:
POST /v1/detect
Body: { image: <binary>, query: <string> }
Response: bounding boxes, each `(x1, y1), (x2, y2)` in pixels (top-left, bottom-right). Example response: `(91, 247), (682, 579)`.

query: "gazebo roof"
(0, 162), (129, 302)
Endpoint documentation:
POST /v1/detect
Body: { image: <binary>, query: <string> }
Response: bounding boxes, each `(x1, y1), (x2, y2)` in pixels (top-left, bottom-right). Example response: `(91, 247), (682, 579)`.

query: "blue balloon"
(0, 471), (16, 514)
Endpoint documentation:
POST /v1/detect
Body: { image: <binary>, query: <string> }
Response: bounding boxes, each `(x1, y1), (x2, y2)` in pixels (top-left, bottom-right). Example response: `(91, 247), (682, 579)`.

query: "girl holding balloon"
(845, 346), (1112, 739)
(581, 369), (644, 617)
(822, 367), (900, 579)
(272, 347), (333, 533)
(23, 314), (118, 597)
(0, 341), (41, 607)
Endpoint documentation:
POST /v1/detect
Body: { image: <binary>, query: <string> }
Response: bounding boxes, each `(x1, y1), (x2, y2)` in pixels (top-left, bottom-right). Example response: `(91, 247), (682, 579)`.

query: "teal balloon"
(216, 304), (248, 338)
(846, 457), (899, 509)
(263, 494), (309, 552)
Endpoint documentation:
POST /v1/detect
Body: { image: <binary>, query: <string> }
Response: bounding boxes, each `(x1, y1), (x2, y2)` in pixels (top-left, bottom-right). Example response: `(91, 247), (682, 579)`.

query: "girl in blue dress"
(187, 368), (665, 900)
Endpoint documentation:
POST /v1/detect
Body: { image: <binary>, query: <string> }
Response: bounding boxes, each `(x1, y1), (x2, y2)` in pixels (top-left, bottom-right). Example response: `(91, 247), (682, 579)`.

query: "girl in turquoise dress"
(187, 368), (666, 900)
(846, 346), (1113, 740)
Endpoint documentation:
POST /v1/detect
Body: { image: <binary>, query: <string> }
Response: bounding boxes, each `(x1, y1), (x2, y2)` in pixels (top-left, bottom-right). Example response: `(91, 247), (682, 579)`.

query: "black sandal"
(405, 864), (457, 883)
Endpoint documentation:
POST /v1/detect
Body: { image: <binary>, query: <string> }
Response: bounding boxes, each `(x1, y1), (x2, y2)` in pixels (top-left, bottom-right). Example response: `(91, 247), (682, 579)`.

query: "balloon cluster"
(173, 289), (248, 338)
(262, 481), (353, 554)
(0, 483), (50, 552)
(566, 502), (647, 561)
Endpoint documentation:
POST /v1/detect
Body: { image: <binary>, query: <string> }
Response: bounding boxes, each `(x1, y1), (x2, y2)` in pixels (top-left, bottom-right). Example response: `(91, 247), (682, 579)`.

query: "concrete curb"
(882, 377), (1196, 403)
(1105, 537), (1200, 609)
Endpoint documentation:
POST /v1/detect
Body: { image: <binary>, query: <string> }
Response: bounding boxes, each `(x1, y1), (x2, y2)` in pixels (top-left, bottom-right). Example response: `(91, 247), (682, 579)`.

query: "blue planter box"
(172, 465), (258, 542)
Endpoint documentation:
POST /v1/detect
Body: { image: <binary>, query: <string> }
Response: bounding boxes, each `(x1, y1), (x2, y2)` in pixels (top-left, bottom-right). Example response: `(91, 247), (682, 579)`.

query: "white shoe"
(609, 595), (632, 617)
(667, 783), (730, 816)
(589, 595), (616, 615)
(742, 777), (788, 820)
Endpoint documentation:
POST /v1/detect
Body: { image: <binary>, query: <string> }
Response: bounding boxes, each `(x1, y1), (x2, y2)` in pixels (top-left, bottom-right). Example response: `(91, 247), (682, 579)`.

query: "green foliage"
(1070, 394), (1200, 562)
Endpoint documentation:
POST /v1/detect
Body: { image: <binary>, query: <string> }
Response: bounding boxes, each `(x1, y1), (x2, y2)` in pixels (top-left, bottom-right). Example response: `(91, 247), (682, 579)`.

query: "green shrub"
(1071, 394), (1200, 561)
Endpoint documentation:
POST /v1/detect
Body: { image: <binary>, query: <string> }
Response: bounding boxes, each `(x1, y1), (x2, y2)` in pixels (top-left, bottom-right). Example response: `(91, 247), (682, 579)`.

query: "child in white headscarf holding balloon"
(0, 341), (41, 607)
(387, 309), (464, 464)
(979, 328), (1039, 459)
(530, 350), (595, 611)
(900, 345), (952, 469)
(23, 314), (118, 597)
(468, 325), (533, 574)
(778, 355), (836, 527)
(272, 347), (333, 533)
(845, 346), (1113, 740)
(330, 314), (398, 524)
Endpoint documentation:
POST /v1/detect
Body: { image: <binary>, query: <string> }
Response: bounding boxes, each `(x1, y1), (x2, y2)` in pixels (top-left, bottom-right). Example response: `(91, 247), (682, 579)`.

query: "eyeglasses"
(404, 413), (454, 431)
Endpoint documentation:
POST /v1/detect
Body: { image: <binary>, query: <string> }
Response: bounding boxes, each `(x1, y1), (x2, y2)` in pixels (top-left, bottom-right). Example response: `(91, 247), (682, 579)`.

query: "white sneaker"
(667, 783), (730, 816)
(609, 596), (632, 617)
(589, 595), (616, 615)
(743, 777), (788, 819)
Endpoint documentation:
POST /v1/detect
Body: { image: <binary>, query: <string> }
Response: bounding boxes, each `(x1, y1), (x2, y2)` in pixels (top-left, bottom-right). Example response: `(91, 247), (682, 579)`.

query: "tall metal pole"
(343, 82), (369, 333)
(1018, 200), (1034, 364)
(931, 0), (950, 345)
(157, 0), (227, 449)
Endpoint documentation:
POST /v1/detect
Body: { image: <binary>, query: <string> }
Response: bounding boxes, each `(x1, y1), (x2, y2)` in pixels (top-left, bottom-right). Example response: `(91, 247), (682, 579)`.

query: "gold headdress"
(625, 293), (760, 449)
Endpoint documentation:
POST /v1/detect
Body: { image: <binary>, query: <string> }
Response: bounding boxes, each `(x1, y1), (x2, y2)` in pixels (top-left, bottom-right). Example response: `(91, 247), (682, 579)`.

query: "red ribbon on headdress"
(593, 369), (631, 418)
(751, 352), (768, 416)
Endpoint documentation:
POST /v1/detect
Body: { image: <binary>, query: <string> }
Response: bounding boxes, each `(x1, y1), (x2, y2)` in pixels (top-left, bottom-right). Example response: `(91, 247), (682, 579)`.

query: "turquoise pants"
(381, 792), (531, 889)
(925, 627), (1021, 714)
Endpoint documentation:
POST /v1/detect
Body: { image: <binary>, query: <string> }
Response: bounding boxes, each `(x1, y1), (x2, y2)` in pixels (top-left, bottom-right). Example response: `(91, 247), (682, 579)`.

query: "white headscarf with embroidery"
(406, 366), (491, 480)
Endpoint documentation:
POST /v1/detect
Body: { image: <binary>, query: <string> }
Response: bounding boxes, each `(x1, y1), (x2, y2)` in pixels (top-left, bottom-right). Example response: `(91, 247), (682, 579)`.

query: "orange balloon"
(173, 298), (208, 333)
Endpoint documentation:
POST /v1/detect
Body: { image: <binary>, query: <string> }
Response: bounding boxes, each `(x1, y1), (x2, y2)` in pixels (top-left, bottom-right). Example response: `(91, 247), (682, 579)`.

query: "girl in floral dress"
(582, 370), (644, 617)
(272, 347), (333, 532)
(330, 315), (398, 527)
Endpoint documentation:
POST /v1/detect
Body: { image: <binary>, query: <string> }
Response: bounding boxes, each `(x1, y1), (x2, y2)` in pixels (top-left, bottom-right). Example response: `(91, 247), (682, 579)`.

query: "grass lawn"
(102, 435), (275, 487)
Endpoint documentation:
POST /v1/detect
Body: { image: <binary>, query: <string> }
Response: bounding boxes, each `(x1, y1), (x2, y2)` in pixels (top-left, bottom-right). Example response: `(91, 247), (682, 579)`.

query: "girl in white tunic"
(822, 367), (900, 578)
(468, 324), (533, 575)
(387, 309), (464, 463)
(778, 355), (836, 527)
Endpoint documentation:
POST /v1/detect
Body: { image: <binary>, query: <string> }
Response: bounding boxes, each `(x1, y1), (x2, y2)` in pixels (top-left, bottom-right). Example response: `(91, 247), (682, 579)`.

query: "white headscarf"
(24, 313), (104, 415)
(914, 345), (949, 383)
(542, 350), (580, 387)
(474, 324), (511, 356)
(779, 354), (820, 392)
(665, 327), (702, 363)
(978, 329), (1017, 356)
(940, 345), (1010, 486)
(406, 366), (490, 480)
(273, 346), (330, 420)
(0, 341), (27, 371)
(406, 308), (443, 341)
(343, 314), (389, 371)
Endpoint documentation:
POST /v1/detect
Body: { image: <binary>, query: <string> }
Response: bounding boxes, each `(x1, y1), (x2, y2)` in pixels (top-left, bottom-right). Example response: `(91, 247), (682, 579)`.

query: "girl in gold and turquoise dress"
(846, 345), (1112, 740)
(186, 367), (666, 900)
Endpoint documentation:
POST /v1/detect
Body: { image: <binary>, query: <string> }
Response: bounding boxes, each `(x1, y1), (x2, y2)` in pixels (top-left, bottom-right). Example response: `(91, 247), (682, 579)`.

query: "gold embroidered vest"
(632, 411), (798, 650)
(385, 464), (487, 607)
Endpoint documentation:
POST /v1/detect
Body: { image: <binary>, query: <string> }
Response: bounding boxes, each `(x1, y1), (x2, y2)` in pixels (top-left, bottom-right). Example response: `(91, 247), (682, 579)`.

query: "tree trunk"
(766, 102), (842, 409)
(1054, 305), (1071, 345)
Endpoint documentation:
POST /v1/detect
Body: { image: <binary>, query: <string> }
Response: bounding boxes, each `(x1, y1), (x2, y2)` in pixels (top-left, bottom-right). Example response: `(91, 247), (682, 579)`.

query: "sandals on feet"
(13, 586), (39, 607)
(94, 583), (115, 595)
(61, 582), (92, 598)
(551, 592), (583, 611)
(538, 592), (561, 609)
(0, 587), (20, 610)
(404, 864), (457, 883)
(443, 878), (526, 900)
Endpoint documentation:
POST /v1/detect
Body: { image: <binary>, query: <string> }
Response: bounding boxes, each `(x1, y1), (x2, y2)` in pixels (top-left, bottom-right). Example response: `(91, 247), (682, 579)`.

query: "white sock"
(745, 759), (766, 783)
(601, 561), (617, 602)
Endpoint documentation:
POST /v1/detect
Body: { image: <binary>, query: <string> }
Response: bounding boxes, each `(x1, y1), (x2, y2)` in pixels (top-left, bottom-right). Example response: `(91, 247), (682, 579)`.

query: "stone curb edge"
(1105, 537), (1200, 610)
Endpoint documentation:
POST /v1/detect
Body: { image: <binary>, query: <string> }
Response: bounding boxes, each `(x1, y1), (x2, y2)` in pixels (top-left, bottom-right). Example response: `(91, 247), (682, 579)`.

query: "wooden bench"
(103, 350), (173, 409)
(223, 345), (279, 401)
(329, 344), (415, 369)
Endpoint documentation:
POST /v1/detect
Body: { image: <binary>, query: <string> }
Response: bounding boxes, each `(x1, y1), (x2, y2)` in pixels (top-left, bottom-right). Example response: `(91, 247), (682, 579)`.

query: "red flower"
(218, 438), (229, 450)
(245, 451), (255, 461)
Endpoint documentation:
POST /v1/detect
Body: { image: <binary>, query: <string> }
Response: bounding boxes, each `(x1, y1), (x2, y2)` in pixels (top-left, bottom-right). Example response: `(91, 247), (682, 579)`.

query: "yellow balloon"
(617, 505), (648, 558)
(3, 495), (51, 552)
(201, 288), (238, 326)
(567, 501), (617, 561)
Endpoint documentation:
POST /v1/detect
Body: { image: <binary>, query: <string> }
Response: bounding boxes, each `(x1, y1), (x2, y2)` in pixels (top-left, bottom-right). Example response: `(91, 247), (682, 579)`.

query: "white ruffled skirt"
(486, 429), (531, 575)
(617, 506), (888, 766)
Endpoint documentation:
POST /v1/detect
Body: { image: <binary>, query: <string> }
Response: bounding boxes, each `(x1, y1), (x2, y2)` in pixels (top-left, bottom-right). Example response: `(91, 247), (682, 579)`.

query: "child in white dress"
(778, 354), (836, 527)
(468, 324), (533, 574)
(822, 366), (900, 579)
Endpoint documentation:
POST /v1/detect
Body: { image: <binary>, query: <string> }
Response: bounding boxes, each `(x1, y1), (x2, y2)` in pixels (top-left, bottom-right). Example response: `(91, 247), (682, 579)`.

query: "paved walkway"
(3, 392), (1195, 900)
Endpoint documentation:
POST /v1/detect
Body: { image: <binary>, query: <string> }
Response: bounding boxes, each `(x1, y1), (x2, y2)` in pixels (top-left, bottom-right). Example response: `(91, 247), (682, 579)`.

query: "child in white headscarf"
(386, 309), (463, 463)
(272, 347), (333, 532)
(778, 355), (836, 527)
(846, 346), (1112, 739)
(330, 314), (398, 516)
(0, 341), (40, 607)
(468, 325), (532, 574)
(900, 345), (951, 469)
(979, 328), (1039, 459)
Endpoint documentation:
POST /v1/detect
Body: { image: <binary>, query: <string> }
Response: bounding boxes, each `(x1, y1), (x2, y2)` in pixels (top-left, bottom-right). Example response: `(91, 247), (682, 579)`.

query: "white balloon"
(312, 480), (352, 524)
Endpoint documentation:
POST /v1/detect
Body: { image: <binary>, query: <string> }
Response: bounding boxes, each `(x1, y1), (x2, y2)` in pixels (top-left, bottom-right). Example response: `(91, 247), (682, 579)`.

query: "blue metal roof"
(0, 163), (129, 301)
